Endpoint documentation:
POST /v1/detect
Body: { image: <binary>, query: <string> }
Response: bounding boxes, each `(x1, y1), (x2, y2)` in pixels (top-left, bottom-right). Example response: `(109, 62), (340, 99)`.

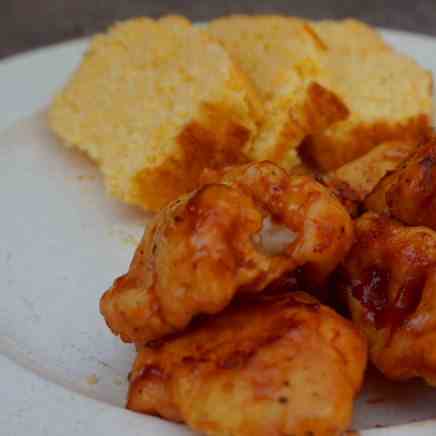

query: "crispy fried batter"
(128, 292), (367, 436)
(341, 212), (436, 385)
(203, 162), (354, 282)
(100, 162), (353, 343)
(325, 140), (417, 215)
(366, 137), (436, 230)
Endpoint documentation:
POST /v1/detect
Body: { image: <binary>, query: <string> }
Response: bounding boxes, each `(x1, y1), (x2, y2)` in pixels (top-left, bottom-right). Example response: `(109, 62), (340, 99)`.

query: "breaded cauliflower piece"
(128, 292), (367, 436)
(342, 212), (436, 386)
(366, 137), (436, 230)
(325, 140), (417, 215)
(100, 162), (353, 343)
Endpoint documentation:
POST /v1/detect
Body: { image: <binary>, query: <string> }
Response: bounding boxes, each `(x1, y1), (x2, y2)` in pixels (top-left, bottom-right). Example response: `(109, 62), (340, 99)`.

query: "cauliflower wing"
(324, 140), (417, 215)
(365, 137), (436, 230)
(128, 292), (367, 436)
(341, 212), (436, 385)
(100, 162), (353, 343)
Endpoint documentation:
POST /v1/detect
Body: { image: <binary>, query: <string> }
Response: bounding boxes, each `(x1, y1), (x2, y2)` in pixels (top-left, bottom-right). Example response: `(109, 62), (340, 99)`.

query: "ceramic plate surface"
(1, 27), (436, 436)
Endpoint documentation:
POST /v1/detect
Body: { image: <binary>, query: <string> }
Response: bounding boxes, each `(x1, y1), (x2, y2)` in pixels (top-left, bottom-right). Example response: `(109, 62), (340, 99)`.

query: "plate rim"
(1, 25), (436, 66)
(1, 25), (436, 436)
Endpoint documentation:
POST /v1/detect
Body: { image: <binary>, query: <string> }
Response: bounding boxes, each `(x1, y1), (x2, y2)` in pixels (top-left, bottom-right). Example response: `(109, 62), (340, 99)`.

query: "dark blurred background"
(2, 0), (436, 59)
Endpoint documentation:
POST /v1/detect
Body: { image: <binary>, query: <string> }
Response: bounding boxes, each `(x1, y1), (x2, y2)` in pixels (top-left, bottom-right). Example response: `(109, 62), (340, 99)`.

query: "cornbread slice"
(313, 19), (389, 54)
(208, 15), (349, 170)
(49, 16), (262, 211)
(301, 20), (433, 171)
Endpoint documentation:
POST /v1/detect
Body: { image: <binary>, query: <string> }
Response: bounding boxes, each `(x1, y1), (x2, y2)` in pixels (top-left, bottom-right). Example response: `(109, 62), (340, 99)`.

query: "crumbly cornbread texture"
(49, 16), (262, 211)
(50, 15), (433, 210)
(208, 15), (349, 171)
(301, 19), (433, 171)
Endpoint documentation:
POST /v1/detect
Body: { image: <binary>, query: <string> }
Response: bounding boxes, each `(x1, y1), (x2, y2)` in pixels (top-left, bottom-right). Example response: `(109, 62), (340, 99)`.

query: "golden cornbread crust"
(312, 19), (389, 54)
(267, 82), (349, 164)
(49, 16), (262, 211)
(131, 102), (252, 211)
(302, 114), (432, 171)
(208, 15), (349, 171)
(301, 19), (433, 171)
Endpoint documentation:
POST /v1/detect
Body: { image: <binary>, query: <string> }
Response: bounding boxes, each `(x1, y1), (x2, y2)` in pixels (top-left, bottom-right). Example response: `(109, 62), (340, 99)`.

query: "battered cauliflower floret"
(128, 292), (367, 436)
(324, 140), (417, 215)
(366, 137), (436, 230)
(100, 162), (353, 343)
(342, 212), (436, 386)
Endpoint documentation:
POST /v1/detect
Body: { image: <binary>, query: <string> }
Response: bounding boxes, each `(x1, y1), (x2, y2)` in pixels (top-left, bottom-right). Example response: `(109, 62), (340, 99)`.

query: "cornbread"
(313, 19), (389, 54)
(208, 15), (349, 170)
(50, 14), (433, 210)
(301, 19), (433, 171)
(49, 16), (262, 211)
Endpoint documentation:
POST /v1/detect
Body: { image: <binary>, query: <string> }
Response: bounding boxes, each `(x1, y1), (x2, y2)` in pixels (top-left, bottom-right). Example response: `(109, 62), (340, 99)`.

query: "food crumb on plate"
(113, 377), (124, 386)
(108, 226), (141, 247)
(77, 174), (97, 182)
(86, 374), (98, 385)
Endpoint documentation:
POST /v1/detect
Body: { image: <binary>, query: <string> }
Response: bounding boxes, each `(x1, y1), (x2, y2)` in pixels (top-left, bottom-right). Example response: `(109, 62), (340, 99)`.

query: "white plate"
(1, 28), (436, 436)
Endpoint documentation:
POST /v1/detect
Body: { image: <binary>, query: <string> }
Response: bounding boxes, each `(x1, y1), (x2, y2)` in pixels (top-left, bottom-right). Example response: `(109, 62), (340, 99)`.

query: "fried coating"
(366, 138), (436, 230)
(201, 162), (354, 282)
(341, 212), (436, 385)
(100, 162), (353, 343)
(127, 292), (367, 436)
(325, 140), (417, 215)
